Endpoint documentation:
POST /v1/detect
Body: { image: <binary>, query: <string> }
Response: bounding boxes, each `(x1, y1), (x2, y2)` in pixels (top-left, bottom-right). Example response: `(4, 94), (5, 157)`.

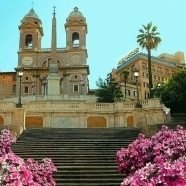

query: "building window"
(2, 76), (6, 80)
(25, 76), (29, 80)
(157, 67), (162, 74)
(24, 87), (29, 94)
(153, 75), (156, 79)
(165, 69), (169, 75)
(73, 85), (79, 92)
(1, 85), (5, 90)
(145, 92), (149, 99)
(143, 82), (149, 88)
(133, 91), (137, 97)
(158, 76), (163, 81)
(12, 85), (16, 93)
(143, 72), (148, 78)
(126, 89), (130, 96)
(142, 63), (147, 70)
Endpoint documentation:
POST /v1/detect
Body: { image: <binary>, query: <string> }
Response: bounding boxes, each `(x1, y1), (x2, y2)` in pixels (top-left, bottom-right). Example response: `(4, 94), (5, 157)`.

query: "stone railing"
(0, 99), (162, 112)
(21, 99), (161, 112)
(1, 94), (97, 103)
(0, 102), (15, 110)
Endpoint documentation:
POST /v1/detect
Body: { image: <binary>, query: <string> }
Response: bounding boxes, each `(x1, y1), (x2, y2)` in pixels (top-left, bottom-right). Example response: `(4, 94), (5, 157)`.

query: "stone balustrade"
(0, 98), (169, 138)
(20, 99), (161, 112)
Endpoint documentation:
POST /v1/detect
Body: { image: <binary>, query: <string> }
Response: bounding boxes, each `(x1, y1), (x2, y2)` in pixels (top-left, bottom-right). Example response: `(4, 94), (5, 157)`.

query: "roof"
(117, 52), (179, 71)
(23, 8), (40, 20)
(68, 7), (84, 18)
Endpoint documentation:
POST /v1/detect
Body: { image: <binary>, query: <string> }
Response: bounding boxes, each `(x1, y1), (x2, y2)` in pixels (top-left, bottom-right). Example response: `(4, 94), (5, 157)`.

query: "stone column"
(133, 108), (157, 137)
(11, 108), (25, 138)
(13, 108), (25, 129)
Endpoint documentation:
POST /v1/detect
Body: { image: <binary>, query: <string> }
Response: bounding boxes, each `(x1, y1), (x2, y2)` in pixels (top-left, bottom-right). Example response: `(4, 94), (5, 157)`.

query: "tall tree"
(161, 70), (186, 113)
(137, 22), (161, 98)
(120, 69), (130, 98)
(95, 73), (123, 103)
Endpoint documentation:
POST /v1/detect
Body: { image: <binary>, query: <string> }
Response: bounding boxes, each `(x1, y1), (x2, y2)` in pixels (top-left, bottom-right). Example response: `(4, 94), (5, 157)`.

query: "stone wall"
(0, 99), (168, 131)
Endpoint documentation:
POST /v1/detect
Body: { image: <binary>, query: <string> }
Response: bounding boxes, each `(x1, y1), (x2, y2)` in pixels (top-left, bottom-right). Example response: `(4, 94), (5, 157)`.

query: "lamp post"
(134, 69), (142, 108)
(16, 69), (23, 108)
(157, 82), (162, 103)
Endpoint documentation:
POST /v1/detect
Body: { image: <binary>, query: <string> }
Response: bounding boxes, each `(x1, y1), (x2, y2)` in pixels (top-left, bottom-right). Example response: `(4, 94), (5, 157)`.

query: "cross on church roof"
(53, 6), (56, 17)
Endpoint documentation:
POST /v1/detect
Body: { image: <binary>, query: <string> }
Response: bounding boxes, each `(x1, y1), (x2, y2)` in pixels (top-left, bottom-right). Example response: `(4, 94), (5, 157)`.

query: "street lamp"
(157, 82), (162, 104)
(134, 69), (142, 108)
(16, 69), (23, 108)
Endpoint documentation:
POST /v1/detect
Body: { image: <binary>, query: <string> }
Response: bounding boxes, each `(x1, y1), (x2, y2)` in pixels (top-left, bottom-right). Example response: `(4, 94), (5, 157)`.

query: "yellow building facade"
(112, 49), (185, 101)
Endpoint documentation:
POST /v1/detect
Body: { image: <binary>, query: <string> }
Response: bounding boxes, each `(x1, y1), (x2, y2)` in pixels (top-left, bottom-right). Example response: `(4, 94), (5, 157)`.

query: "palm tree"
(137, 22), (161, 98)
(120, 69), (130, 98)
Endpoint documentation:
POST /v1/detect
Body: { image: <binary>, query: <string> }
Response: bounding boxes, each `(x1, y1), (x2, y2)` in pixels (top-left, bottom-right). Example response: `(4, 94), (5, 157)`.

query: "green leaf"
(139, 29), (144, 33)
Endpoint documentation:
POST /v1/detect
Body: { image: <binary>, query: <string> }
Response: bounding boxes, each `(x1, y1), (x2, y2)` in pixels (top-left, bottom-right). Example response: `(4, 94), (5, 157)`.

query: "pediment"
(65, 20), (86, 26)
(19, 22), (41, 29)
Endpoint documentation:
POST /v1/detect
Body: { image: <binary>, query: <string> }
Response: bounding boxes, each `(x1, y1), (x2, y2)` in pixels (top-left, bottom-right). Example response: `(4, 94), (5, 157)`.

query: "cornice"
(117, 52), (179, 71)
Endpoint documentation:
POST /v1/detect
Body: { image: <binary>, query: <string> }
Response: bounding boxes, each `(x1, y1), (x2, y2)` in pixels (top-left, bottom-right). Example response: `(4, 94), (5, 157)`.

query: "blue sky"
(1, 0), (186, 88)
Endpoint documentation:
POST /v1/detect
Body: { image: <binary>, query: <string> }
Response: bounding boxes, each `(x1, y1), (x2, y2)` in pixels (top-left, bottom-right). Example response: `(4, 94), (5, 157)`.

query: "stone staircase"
(157, 113), (186, 130)
(11, 127), (140, 186)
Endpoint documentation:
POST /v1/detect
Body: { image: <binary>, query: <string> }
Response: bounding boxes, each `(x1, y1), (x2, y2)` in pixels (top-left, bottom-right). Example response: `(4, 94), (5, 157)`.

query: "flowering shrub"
(0, 153), (37, 186)
(0, 129), (15, 156)
(26, 158), (57, 185)
(116, 125), (186, 186)
(0, 129), (57, 185)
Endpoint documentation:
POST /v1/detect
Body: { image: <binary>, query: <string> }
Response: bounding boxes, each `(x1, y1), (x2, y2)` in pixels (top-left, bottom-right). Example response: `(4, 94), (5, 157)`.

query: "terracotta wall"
(0, 116), (4, 125)
(87, 116), (106, 128)
(25, 116), (43, 128)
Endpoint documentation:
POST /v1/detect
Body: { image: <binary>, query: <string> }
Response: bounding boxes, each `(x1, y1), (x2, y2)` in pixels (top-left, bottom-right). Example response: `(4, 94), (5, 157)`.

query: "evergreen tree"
(95, 73), (123, 103)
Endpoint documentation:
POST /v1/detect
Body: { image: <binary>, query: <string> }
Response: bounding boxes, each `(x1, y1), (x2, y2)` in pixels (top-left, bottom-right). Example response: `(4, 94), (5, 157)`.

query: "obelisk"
(47, 6), (61, 95)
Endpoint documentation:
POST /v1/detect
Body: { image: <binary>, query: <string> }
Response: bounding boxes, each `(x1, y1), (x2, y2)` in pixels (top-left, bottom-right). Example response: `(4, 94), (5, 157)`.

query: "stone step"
(11, 127), (140, 185)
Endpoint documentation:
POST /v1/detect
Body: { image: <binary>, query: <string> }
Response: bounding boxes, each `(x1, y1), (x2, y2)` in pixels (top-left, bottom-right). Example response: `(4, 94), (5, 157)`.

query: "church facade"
(0, 7), (89, 99)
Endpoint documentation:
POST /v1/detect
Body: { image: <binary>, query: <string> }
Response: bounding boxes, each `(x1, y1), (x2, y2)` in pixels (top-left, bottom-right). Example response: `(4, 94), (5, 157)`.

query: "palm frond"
(142, 24), (147, 30)
(137, 34), (145, 38)
(139, 29), (144, 33)
(152, 26), (157, 32)
(137, 22), (161, 52)
(147, 22), (152, 30)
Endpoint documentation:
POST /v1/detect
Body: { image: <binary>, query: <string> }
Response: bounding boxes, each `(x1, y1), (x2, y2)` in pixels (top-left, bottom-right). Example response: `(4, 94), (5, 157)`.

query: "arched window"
(25, 34), (33, 49)
(72, 32), (79, 47)
(41, 58), (62, 68)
